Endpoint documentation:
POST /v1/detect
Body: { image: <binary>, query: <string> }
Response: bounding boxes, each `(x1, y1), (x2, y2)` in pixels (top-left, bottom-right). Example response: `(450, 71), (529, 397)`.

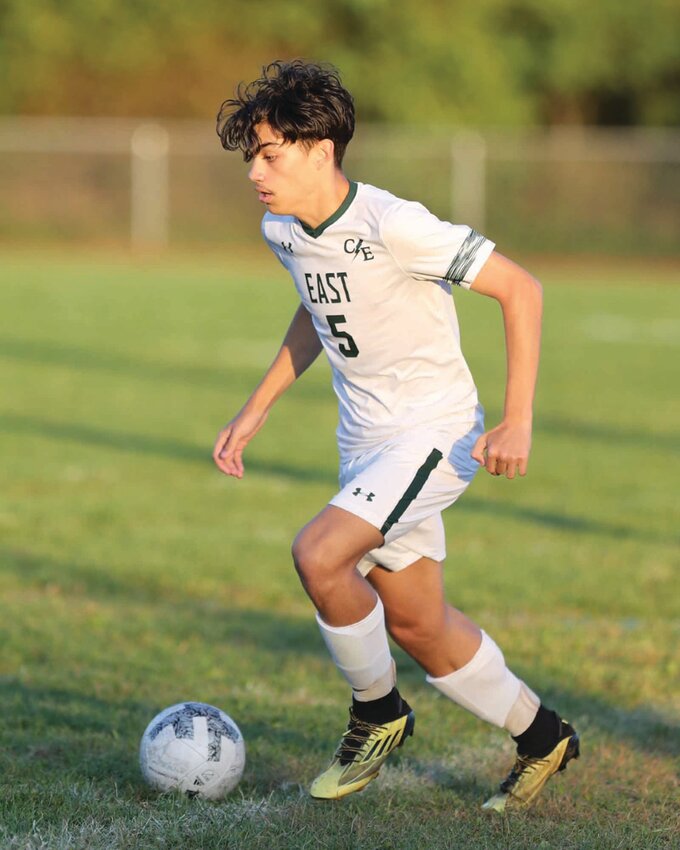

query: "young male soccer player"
(213, 60), (580, 811)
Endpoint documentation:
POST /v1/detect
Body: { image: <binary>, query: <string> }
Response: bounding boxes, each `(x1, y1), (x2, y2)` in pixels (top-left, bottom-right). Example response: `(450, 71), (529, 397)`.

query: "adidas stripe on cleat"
(482, 720), (580, 813)
(310, 702), (415, 800)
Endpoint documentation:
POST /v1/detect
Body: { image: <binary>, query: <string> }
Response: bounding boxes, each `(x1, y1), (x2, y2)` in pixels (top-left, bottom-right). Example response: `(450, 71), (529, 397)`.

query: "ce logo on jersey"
(344, 238), (374, 262)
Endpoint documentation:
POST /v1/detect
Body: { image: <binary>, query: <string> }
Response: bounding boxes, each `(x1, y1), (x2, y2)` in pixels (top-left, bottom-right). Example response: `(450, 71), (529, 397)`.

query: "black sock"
(352, 687), (407, 724)
(512, 704), (564, 758)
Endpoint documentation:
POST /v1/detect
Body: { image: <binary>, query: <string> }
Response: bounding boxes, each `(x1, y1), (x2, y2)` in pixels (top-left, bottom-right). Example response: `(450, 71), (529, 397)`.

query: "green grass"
(0, 248), (678, 849)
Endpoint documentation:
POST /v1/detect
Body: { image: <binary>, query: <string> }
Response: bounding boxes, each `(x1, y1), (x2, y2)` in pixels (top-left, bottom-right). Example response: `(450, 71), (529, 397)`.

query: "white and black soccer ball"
(139, 702), (245, 800)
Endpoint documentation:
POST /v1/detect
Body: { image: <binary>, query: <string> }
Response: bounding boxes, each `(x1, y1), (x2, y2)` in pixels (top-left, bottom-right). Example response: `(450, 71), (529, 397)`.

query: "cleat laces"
(336, 711), (383, 765)
(500, 753), (548, 795)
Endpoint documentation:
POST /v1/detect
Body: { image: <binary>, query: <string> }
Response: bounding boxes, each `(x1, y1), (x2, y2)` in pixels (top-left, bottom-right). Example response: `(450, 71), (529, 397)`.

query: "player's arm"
(213, 303), (322, 479)
(469, 251), (543, 479)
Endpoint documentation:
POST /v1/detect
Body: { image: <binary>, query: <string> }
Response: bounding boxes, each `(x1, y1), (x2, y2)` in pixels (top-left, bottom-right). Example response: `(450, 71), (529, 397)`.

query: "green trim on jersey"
(380, 448), (444, 536)
(299, 181), (358, 239)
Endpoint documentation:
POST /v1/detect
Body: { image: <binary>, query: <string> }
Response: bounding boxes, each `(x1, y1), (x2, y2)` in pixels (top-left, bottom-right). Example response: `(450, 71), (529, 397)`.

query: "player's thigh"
(292, 504), (384, 574)
(368, 557), (481, 657)
(367, 557), (448, 638)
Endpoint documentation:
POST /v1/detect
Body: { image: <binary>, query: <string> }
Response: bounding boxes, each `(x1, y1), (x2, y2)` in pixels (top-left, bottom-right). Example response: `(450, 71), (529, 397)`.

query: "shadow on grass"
(0, 547), (330, 663)
(1, 414), (676, 545)
(455, 496), (678, 545)
(536, 413), (680, 453)
(0, 336), (328, 403)
(0, 413), (335, 484)
(0, 337), (251, 389)
(0, 678), (147, 790)
(537, 686), (680, 759)
(1, 546), (305, 615)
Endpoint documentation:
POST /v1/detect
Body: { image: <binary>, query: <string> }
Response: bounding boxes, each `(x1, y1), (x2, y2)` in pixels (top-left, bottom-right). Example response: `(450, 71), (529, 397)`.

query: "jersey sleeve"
(379, 200), (495, 289)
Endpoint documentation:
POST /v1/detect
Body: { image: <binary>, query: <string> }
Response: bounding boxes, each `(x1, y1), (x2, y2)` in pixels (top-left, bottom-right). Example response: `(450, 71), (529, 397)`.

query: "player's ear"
(314, 139), (335, 169)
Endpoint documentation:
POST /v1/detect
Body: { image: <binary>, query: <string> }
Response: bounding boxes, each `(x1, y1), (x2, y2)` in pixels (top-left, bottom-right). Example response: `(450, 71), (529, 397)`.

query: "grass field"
(0, 249), (678, 849)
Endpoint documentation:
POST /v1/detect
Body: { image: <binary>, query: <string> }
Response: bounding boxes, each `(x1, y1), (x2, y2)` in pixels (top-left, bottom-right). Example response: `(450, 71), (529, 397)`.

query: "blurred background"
(1, 0), (678, 255)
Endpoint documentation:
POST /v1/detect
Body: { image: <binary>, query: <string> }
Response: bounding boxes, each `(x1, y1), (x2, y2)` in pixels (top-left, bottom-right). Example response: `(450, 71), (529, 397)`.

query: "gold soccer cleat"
(482, 721), (580, 813)
(310, 703), (415, 800)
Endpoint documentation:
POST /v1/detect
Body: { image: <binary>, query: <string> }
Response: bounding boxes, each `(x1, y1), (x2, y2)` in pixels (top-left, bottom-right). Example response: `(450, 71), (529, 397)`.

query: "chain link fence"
(0, 118), (678, 255)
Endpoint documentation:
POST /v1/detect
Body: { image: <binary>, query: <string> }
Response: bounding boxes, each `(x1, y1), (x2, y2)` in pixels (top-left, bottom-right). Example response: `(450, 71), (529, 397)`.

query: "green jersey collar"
(299, 181), (358, 239)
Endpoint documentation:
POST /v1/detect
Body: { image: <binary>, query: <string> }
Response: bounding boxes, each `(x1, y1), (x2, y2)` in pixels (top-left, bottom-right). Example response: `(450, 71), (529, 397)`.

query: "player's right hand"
(212, 407), (269, 479)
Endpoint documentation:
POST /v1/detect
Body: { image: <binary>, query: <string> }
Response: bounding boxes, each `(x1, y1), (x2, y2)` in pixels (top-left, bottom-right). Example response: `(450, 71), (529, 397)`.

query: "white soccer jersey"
(261, 181), (495, 458)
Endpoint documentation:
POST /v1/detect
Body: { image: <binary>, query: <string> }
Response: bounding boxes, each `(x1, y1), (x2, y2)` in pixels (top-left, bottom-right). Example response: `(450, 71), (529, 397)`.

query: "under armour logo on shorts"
(352, 487), (375, 502)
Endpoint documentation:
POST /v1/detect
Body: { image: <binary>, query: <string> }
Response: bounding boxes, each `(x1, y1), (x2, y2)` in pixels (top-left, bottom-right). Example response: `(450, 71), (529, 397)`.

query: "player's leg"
(291, 504), (383, 626)
(367, 556), (482, 675)
(292, 503), (402, 703)
(367, 557), (579, 812)
(292, 506), (414, 799)
(301, 423), (481, 799)
(368, 557), (541, 731)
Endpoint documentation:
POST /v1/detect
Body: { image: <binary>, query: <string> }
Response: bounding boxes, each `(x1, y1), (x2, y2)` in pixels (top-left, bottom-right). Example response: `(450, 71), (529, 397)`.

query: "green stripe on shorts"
(380, 448), (443, 536)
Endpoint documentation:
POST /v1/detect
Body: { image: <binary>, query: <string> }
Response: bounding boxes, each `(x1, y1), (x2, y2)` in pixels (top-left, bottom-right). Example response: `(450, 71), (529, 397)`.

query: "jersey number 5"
(326, 314), (359, 358)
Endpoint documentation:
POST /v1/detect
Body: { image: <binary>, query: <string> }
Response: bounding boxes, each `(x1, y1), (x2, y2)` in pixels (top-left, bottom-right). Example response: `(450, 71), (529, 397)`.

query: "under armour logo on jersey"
(344, 238), (374, 262)
(281, 241), (294, 254)
(352, 487), (375, 501)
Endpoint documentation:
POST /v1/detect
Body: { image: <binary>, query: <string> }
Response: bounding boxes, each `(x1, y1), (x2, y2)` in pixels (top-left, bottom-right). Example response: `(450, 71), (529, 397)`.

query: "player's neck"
(297, 172), (351, 230)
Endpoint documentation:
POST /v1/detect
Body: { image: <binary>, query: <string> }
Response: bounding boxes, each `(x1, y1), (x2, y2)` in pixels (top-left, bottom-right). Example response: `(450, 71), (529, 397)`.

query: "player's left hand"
(471, 420), (532, 479)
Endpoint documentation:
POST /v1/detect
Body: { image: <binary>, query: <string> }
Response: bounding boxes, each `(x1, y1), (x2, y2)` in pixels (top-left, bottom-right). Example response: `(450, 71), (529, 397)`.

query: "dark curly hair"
(216, 60), (355, 167)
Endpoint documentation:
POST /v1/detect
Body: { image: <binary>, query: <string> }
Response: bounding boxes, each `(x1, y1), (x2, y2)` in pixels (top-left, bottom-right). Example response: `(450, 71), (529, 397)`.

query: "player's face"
(247, 123), (322, 217)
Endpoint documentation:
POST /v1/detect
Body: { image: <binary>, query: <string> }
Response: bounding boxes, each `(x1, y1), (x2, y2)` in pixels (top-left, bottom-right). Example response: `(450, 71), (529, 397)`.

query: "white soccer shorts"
(329, 409), (485, 575)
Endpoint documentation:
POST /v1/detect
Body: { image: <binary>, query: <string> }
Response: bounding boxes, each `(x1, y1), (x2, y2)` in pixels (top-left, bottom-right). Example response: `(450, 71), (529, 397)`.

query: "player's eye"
(264, 155), (276, 162)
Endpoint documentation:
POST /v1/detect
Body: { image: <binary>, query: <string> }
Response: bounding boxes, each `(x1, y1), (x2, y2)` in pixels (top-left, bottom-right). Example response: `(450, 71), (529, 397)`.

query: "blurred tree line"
(1, 0), (678, 125)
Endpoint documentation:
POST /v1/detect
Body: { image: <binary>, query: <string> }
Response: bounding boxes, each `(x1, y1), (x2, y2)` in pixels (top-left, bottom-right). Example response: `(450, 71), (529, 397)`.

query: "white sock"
(354, 658), (397, 703)
(426, 630), (538, 731)
(505, 681), (540, 736)
(316, 598), (395, 700)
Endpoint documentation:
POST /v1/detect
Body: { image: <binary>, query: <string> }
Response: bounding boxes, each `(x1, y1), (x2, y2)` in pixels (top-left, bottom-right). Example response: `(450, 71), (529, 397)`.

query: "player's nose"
(248, 161), (263, 183)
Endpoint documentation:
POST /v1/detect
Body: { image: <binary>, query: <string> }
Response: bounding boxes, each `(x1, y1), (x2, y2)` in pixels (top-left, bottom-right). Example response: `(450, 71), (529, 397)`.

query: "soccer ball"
(139, 702), (246, 800)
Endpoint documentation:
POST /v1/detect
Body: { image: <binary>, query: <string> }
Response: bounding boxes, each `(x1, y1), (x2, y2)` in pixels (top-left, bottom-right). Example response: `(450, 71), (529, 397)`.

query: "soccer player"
(213, 60), (579, 811)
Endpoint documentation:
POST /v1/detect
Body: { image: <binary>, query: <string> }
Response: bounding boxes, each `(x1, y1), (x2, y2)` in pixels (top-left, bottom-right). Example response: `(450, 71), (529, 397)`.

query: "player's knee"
(291, 529), (355, 605)
(291, 540), (338, 610)
(291, 533), (310, 580)
(291, 531), (329, 586)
